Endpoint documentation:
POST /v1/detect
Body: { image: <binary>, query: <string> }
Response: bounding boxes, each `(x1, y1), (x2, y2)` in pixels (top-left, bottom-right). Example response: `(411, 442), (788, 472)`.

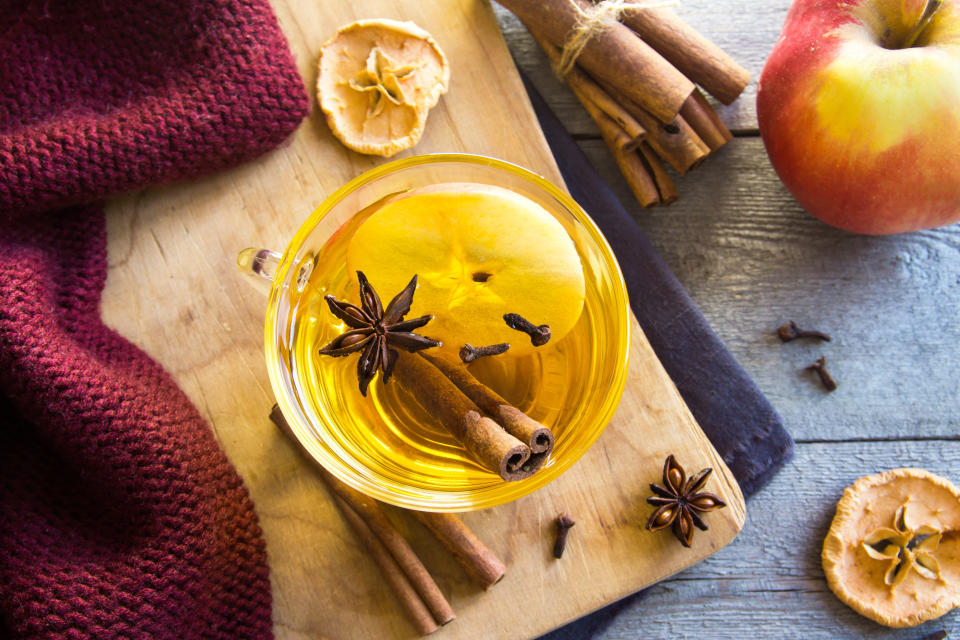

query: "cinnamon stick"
(525, 22), (660, 206)
(334, 495), (440, 635)
(269, 405), (455, 628)
(502, 0), (694, 123)
(612, 144), (661, 208)
(318, 469), (456, 626)
(413, 512), (507, 590)
(569, 74), (645, 150)
(392, 352), (539, 481)
(579, 94), (660, 206)
(679, 89), (733, 152)
(424, 354), (555, 457)
(578, 89), (636, 151)
(619, 6), (750, 105)
(638, 143), (678, 205)
(599, 79), (710, 175)
(527, 26), (645, 150)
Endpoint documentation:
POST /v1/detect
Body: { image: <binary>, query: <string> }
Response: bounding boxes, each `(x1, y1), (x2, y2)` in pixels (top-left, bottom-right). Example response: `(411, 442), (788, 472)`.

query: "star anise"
(862, 504), (942, 589)
(646, 454), (726, 547)
(318, 271), (439, 396)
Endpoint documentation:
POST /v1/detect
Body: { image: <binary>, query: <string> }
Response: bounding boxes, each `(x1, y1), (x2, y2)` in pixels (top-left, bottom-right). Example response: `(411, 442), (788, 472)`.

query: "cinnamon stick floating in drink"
(424, 353), (555, 462)
(392, 352), (544, 481)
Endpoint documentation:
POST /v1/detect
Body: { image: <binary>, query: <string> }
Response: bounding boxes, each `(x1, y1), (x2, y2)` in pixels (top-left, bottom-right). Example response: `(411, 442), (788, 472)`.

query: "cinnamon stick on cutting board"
(414, 512), (507, 590)
(318, 467), (457, 627)
(269, 405), (454, 631)
(334, 495), (440, 635)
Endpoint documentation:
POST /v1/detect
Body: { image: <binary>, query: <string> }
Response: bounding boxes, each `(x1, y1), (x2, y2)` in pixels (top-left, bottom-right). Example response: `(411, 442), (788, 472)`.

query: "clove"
(806, 356), (838, 391)
(503, 313), (551, 346)
(777, 320), (831, 342)
(552, 513), (576, 559)
(459, 342), (510, 363)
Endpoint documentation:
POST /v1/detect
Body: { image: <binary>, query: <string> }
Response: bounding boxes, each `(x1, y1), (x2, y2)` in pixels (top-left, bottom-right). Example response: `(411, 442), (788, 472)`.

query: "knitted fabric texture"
(0, 0), (309, 638)
(0, 0), (308, 214)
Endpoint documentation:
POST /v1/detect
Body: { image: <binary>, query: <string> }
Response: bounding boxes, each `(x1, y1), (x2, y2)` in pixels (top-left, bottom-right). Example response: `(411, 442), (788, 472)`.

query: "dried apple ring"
(822, 468), (960, 627)
(317, 19), (450, 157)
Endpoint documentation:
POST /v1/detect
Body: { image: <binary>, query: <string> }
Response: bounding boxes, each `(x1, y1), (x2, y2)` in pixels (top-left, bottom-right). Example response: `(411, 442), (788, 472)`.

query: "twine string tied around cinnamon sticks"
(555, 0), (677, 77)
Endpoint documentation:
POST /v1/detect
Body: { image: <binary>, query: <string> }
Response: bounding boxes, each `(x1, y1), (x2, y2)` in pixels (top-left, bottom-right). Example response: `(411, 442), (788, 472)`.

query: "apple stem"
(902, 0), (943, 48)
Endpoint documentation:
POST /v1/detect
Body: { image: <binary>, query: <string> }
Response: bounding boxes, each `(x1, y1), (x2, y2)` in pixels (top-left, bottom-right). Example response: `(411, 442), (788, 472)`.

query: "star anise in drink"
(646, 454), (726, 547)
(318, 271), (439, 396)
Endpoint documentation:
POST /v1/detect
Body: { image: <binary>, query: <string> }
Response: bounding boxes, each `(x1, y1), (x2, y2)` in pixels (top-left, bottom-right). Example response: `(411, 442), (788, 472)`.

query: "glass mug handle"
(237, 247), (282, 284)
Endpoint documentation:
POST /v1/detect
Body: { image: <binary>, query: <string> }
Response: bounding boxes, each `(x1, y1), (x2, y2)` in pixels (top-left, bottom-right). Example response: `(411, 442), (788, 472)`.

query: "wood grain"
(98, 0), (745, 638)
(575, 138), (960, 443)
(596, 442), (960, 639)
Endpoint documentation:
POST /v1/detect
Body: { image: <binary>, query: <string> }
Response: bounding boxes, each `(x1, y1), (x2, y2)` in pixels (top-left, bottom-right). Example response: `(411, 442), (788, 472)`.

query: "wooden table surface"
(493, 2), (960, 638)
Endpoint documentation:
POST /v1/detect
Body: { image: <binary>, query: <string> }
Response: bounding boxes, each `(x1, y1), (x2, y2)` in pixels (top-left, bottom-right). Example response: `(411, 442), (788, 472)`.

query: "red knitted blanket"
(0, 1), (309, 637)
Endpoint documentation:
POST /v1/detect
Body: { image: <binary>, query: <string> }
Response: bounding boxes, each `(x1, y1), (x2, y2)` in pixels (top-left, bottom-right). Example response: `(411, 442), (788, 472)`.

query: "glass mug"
(238, 154), (630, 512)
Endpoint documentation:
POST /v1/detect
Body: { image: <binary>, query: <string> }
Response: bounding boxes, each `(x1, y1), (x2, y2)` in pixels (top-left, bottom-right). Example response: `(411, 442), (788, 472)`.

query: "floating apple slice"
(345, 183), (586, 357)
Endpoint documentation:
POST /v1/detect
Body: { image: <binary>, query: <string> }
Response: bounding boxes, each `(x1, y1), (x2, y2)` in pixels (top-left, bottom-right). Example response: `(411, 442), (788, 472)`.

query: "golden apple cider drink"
(286, 186), (603, 491)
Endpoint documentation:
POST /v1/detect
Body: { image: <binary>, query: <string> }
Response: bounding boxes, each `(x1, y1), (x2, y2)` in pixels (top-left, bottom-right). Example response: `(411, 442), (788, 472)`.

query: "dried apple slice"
(317, 19), (450, 157)
(822, 468), (960, 627)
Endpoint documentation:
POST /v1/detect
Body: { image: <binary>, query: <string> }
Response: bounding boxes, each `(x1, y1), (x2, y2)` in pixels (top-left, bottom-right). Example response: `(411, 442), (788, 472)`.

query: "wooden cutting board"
(99, 0), (745, 638)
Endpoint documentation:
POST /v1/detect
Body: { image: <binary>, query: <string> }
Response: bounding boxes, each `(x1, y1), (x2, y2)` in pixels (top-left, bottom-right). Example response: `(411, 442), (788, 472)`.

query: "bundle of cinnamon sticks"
(499, 0), (749, 206)
(393, 352), (554, 482)
(270, 405), (507, 635)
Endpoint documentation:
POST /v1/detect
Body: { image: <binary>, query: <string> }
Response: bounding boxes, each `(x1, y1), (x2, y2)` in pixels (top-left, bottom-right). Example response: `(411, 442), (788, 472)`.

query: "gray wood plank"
(576, 137), (960, 442)
(596, 441), (960, 639)
(493, 6), (960, 638)
(494, 0), (786, 134)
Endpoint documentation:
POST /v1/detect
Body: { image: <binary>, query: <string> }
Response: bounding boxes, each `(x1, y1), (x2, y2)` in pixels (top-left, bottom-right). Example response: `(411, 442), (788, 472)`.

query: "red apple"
(757, 0), (960, 234)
